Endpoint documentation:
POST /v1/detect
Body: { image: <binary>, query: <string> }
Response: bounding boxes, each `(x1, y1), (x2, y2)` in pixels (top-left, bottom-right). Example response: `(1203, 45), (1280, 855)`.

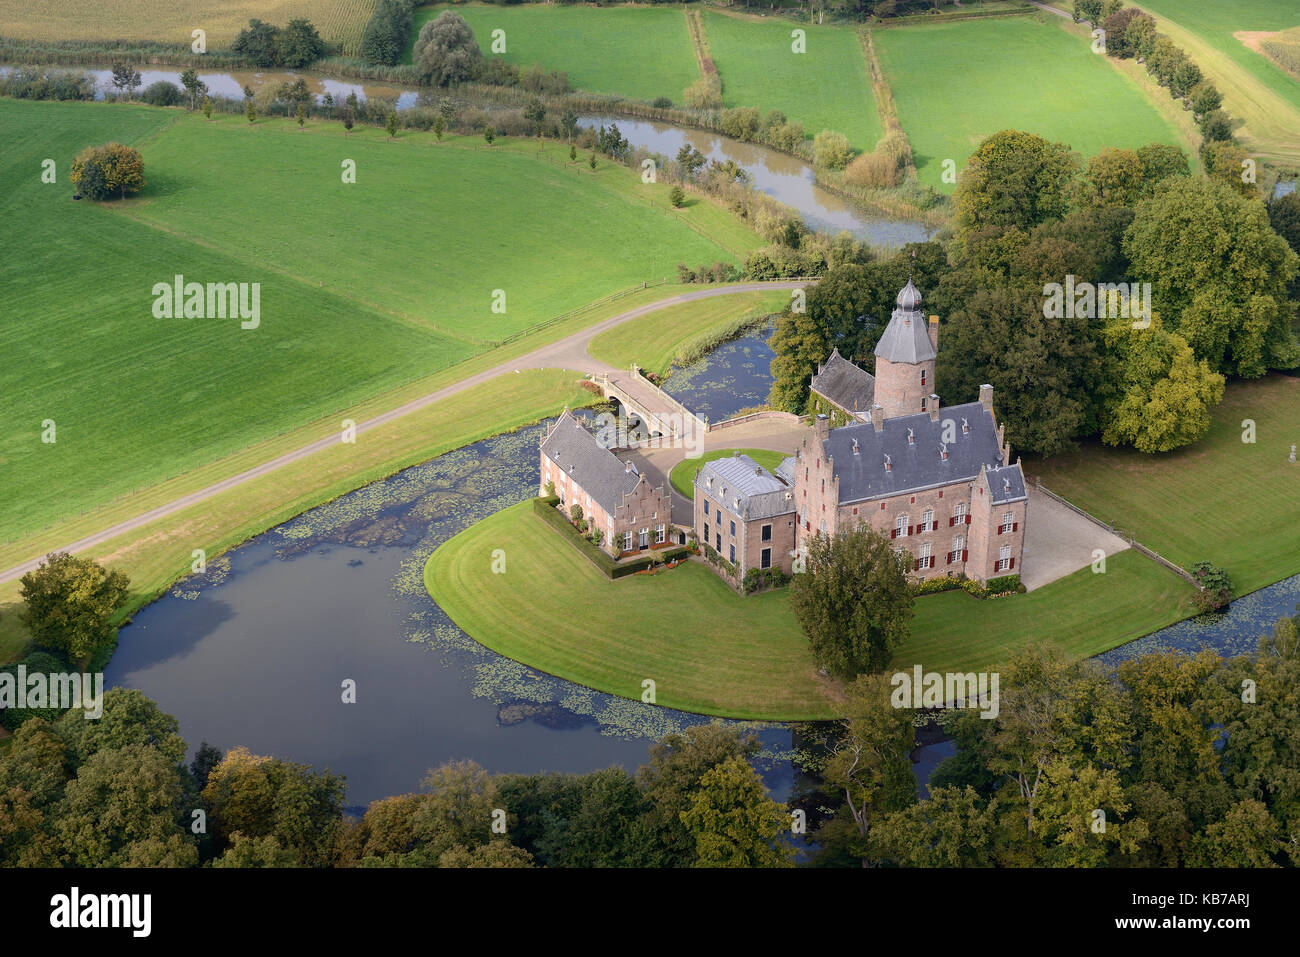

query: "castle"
(539, 279), (1027, 585)
(697, 279), (1027, 584)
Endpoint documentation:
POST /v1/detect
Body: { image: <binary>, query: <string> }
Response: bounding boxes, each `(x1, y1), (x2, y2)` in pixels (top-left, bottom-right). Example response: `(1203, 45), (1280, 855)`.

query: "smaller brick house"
(692, 452), (797, 578)
(539, 409), (673, 556)
(809, 348), (875, 425)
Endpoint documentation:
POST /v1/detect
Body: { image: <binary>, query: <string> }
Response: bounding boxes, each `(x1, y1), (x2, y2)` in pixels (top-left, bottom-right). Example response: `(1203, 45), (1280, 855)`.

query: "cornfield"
(0, 0), (378, 56)
(1260, 28), (1300, 81)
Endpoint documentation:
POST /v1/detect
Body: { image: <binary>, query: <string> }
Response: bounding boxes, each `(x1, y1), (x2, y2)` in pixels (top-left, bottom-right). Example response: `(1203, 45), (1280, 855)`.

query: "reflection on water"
(662, 319), (776, 421)
(108, 422), (795, 810)
(580, 115), (936, 247)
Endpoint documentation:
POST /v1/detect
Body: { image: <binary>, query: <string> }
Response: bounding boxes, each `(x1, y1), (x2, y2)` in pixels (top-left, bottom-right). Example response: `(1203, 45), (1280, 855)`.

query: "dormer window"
(940, 443), (948, 461)
(961, 417), (969, 435)
(852, 438), (859, 455)
(907, 428), (915, 446)
(884, 454), (892, 473)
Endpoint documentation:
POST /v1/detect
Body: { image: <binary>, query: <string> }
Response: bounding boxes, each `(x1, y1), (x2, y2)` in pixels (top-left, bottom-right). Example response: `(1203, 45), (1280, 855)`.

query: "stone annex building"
(539, 280), (1027, 584)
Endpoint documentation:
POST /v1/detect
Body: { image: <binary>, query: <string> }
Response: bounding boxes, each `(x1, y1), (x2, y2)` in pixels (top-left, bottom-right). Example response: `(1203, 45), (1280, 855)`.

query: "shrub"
(569, 504), (583, 522)
(813, 130), (853, 170)
(652, 96), (673, 109)
(844, 151), (901, 188)
(140, 80), (184, 106)
(1191, 561), (1232, 612)
(413, 10), (484, 86)
(669, 185), (685, 207)
(720, 107), (761, 142)
(70, 143), (145, 200)
(684, 76), (722, 110)
(360, 0), (416, 66)
(743, 566), (789, 594)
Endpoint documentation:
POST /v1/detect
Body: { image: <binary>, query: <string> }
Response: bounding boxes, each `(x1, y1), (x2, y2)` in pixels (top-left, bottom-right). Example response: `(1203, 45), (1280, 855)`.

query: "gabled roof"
(983, 463), (1028, 505)
(541, 409), (645, 515)
(809, 348), (875, 418)
(696, 453), (795, 522)
(874, 281), (936, 365)
(817, 401), (1004, 503)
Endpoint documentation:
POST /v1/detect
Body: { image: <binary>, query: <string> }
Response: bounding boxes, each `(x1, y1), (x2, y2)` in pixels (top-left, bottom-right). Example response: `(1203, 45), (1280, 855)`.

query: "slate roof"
(874, 281), (936, 365)
(696, 453), (796, 522)
(809, 348), (875, 418)
(541, 409), (644, 515)
(818, 401), (1006, 503)
(774, 455), (796, 486)
(985, 463), (1028, 504)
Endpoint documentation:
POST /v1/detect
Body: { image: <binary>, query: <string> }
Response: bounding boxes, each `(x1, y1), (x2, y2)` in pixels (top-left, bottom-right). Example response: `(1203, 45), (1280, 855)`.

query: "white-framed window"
(998, 544), (1012, 571)
(1000, 510), (1015, 534)
(953, 535), (964, 556)
(655, 524), (665, 544)
(622, 531), (634, 552)
(896, 514), (909, 537)
(639, 527), (649, 549)
(953, 502), (967, 525)
(919, 542), (933, 569)
(761, 547), (772, 569)
(922, 509), (934, 532)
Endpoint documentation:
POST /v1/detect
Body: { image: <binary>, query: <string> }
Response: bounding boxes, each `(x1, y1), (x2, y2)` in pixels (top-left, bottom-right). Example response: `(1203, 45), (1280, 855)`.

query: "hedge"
(532, 497), (688, 579)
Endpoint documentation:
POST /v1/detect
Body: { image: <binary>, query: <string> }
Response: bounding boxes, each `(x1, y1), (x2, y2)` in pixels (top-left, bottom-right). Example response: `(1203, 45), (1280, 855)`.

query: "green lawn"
(1132, 0), (1300, 164)
(668, 448), (786, 500)
(703, 10), (881, 150)
(587, 288), (788, 377)
(874, 15), (1187, 190)
(426, 500), (1198, 719)
(0, 98), (755, 540)
(409, 4), (700, 100)
(1031, 374), (1300, 597)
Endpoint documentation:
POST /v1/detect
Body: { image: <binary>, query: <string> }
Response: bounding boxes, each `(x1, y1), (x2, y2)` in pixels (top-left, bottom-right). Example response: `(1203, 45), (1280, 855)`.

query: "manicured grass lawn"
(1031, 375), (1300, 597)
(409, 4), (699, 100)
(1, 98), (755, 541)
(703, 10), (881, 150)
(587, 288), (788, 377)
(874, 16), (1187, 190)
(427, 499), (833, 719)
(426, 500), (1197, 719)
(668, 448), (786, 499)
(1132, 0), (1300, 164)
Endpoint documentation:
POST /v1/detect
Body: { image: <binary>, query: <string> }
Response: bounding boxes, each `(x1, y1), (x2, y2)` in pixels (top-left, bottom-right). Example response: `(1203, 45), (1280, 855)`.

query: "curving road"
(0, 281), (807, 584)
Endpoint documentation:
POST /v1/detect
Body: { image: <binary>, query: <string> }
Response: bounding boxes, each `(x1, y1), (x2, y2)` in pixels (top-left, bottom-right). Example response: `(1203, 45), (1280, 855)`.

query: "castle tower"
(873, 279), (937, 419)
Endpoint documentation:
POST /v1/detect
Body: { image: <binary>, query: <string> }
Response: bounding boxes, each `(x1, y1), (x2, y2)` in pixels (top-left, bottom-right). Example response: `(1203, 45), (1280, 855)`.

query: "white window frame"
(896, 514), (909, 537)
(922, 509), (934, 532)
(919, 541), (933, 569)
(998, 544), (1012, 571)
(655, 524), (665, 544)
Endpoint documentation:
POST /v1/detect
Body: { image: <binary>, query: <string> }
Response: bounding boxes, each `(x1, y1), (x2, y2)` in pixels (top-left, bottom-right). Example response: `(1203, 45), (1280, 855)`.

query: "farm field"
(587, 288), (788, 377)
(1, 98), (756, 543)
(702, 10), (881, 150)
(408, 4), (699, 101)
(1132, 0), (1300, 164)
(426, 502), (1197, 719)
(0, 0), (379, 54)
(1030, 374), (1300, 598)
(874, 15), (1187, 190)
(668, 448), (786, 500)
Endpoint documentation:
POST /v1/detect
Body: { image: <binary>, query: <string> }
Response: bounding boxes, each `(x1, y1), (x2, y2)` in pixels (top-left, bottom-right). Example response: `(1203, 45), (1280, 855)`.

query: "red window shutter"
(890, 528), (897, 539)
(914, 558), (920, 571)
(962, 549), (968, 562)
(1009, 557), (1015, 569)
(965, 514), (971, 525)
(949, 516), (955, 527)
(1012, 522), (1018, 532)
(908, 525), (914, 535)
(946, 552), (953, 565)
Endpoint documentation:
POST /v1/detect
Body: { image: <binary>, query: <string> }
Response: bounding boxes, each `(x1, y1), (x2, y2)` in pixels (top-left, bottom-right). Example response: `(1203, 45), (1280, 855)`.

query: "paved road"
(0, 282), (807, 584)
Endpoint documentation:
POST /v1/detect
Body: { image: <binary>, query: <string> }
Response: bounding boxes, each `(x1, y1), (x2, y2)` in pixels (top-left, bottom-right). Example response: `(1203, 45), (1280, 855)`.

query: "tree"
(179, 68), (205, 110)
(1199, 109), (1233, 143)
(109, 61), (141, 100)
(18, 552), (129, 663)
(818, 674), (916, 865)
(433, 115), (445, 142)
(1083, 147), (1144, 208)
(342, 111), (354, 135)
(1201, 140), (1255, 197)
(246, 99), (256, 124)
(1101, 8), (1143, 59)
(360, 0), (415, 66)
(812, 129), (852, 169)
(386, 111), (399, 139)
(1136, 143), (1189, 192)
(588, 151), (597, 170)
(140, 81), (183, 107)
(669, 185), (685, 208)
(676, 143), (706, 180)
(202, 95), (212, 120)
(190, 742), (223, 792)
(413, 11), (484, 86)
(679, 756), (794, 867)
(939, 283), (1100, 456)
(232, 19), (283, 67)
(954, 130), (1079, 234)
(523, 97), (545, 136)
(1125, 177), (1300, 376)
(483, 126), (494, 146)
(568, 144), (577, 162)
(1099, 319), (1225, 453)
(768, 305), (830, 413)
(297, 102), (307, 128)
(789, 523), (913, 678)
(1188, 80), (1223, 118)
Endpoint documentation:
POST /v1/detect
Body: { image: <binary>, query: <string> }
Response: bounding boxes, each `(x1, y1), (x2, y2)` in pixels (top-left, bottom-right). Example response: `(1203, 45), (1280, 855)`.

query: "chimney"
(814, 413), (829, 441)
(870, 404), (884, 432)
(884, 453), (892, 472)
(979, 383), (994, 413)
(927, 393), (940, 422)
(997, 424), (1006, 462)
(852, 438), (859, 455)
(929, 315), (939, 352)
(625, 460), (633, 473)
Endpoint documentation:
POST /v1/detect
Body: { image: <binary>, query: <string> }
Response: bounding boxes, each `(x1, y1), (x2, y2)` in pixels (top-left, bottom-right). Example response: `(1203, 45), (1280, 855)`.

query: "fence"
(1033, 479), (1202, 588)
(707, 410), (807, 432)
